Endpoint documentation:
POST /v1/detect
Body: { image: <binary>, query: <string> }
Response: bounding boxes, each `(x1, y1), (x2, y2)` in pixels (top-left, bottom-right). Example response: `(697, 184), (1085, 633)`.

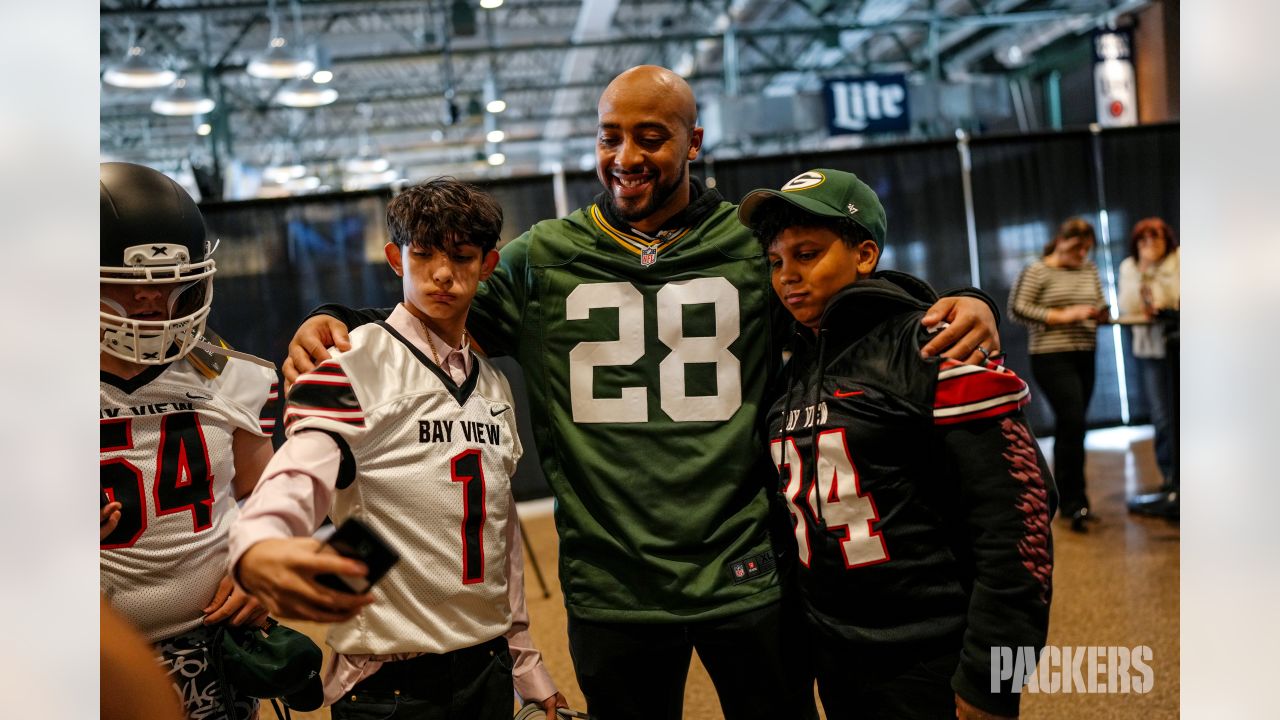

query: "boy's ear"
(856, 239), (880, 277)
(384, 242), (403, 276)
(479, 249), (500, 280)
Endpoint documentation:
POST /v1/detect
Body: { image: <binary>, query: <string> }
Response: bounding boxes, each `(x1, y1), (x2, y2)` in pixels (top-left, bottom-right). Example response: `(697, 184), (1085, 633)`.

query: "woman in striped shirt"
(1009, 217), (1109, 532)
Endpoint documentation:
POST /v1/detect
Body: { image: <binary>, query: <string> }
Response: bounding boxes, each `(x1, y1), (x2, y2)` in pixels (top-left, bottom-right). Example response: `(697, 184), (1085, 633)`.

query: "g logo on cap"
(781, 171), (826, 192)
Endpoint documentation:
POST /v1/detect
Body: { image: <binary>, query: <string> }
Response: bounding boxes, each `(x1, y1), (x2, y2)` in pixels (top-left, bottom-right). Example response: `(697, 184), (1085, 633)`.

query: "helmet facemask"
(100, 242), (216, 365)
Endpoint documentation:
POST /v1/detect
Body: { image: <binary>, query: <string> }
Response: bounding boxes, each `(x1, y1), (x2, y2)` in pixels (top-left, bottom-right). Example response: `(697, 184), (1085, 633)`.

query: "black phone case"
(315, 518), (401, 594)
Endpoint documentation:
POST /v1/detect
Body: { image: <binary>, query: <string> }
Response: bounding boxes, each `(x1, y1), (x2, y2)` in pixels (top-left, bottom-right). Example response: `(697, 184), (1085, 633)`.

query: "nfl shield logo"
(640, 247), (657, 267)
(733, 563), (745, 578)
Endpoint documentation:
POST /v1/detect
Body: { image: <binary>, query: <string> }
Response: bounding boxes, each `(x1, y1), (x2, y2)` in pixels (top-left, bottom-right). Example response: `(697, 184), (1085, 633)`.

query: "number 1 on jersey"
(450, 450), (487, 585)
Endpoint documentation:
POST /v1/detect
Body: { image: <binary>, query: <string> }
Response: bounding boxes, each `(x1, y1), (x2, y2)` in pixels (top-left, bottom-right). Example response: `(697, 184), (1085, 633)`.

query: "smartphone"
(315, 518), (400, 594)
(101, 489), (111, 509)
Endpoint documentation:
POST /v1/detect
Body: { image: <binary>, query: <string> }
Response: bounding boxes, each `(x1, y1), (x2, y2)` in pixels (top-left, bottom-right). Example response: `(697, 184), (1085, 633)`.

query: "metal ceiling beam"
(197, 6), (1123, 73)
(100, 0), (586, 18)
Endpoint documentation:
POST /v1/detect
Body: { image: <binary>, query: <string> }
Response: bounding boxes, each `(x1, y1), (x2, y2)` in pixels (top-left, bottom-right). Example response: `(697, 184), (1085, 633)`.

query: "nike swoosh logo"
(185, 392), (212, 400)
(833, 389), (864, 398)
(490, 406), (509, 416)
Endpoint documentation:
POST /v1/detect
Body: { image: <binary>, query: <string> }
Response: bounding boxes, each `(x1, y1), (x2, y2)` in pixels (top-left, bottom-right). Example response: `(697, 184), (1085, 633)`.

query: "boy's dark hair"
(386, 177), (503, 254)
(750, 197), (875, 251)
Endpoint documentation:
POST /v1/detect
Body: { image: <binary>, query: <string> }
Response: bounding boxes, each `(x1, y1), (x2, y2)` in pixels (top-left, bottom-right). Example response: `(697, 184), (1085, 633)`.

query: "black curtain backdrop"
(195, 124), (1178, 497)
(966, 131), (1111, 432)
(1098, 123), (1180, 421)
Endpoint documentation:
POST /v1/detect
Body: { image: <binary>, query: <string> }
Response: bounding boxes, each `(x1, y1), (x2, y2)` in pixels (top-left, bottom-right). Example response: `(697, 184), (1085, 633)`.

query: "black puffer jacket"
(764, 271), (1057, 717)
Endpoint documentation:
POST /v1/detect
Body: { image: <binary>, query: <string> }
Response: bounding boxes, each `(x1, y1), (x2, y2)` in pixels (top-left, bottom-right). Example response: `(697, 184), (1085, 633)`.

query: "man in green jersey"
(285, 65), (1001, 720)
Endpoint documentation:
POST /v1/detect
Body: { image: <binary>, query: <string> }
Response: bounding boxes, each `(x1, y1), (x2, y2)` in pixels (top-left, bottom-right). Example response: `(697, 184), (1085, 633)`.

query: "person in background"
(1118, 217), (1180, 499)
(1008, 217), (1108, 533)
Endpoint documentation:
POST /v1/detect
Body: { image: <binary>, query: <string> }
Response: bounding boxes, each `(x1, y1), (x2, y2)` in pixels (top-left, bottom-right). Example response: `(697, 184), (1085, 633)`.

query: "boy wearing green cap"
(739, 169), (1056, 720)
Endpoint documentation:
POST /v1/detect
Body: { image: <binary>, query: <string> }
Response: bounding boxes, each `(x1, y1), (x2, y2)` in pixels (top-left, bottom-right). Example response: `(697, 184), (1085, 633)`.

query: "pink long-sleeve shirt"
(228, 305), (556, 706)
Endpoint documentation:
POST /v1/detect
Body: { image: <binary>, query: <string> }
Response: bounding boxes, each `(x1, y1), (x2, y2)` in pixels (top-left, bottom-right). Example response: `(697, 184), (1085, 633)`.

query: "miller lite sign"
(823, 74), (911, 136)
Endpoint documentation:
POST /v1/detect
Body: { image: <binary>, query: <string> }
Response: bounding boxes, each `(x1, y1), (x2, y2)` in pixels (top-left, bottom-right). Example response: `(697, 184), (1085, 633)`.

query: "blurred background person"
(1009, 217), (1109, 533)
(1119, 217), (1180, 506)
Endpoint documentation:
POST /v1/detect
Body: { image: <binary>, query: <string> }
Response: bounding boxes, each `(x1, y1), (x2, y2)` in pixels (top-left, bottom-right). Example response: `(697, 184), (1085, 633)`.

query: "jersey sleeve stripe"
(934, 359), (1031, 424)
(283, 407), (366, 428)
(258, 381), (280, 434)
(285, 363), (365, 429)
(933, 389), (1030, 424)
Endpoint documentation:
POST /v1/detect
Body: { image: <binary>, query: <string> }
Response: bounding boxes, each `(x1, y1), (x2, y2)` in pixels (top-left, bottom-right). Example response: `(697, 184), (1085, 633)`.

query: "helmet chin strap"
(193, 337), (275, 369)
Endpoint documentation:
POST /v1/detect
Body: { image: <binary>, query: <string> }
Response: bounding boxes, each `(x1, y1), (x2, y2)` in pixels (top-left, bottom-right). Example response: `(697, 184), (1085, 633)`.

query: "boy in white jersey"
(230, 178), (566, 720)
(99, 162), (277, 720)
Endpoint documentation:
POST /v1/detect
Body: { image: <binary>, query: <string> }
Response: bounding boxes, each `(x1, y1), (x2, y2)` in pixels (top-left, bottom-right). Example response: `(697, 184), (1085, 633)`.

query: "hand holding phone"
(315, 518), (400, 594)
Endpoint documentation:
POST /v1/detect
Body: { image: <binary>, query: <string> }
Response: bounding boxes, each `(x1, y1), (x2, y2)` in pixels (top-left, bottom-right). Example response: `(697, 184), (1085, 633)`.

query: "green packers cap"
(738, 168), (887, 247)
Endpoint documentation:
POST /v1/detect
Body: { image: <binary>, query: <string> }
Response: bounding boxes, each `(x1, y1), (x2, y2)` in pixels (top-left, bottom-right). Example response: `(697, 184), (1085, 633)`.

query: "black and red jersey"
(764, 271), (1056, 717)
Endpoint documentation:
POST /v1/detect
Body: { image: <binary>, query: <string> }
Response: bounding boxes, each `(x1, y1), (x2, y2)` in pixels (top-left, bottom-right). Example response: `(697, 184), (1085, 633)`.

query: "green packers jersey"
(469, 199), (784, 622)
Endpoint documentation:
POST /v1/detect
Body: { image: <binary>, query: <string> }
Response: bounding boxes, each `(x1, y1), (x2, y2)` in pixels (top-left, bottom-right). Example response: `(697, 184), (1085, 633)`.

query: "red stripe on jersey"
(259, 381), (280, 424)
(285, 359), (364, 427)
(934, 398), (1029, 425)
(283, 408), (365, 428)
(934, 359), (1030, 425)
(306, 362), (348, 377)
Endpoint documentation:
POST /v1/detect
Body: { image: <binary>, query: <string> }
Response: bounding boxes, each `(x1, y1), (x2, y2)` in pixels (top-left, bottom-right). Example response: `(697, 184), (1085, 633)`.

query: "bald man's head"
(599, 65), (699, 131)
(595, 66), (704, 233)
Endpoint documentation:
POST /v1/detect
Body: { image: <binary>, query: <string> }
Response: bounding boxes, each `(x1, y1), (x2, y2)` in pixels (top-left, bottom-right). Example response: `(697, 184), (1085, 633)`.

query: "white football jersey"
(285, 321), (522, 656)
(100, 356), (277, 642)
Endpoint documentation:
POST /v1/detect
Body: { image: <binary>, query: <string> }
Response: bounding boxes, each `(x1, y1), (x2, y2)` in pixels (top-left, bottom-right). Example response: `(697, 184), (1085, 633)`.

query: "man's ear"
(687, 126), (704, 161)
(856, 240), (880, 276)
(384, 242), (403, 276)
(479, 249), (500, 280)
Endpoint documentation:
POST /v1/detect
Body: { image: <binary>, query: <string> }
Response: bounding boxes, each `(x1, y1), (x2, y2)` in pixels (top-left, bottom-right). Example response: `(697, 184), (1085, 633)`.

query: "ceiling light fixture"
(247, 0), (314, 79)
(284, 175), (322, 192)
(343, 169), (398, 191)
(486, 129), (505, 143)
(480, 0), (504, 8)
(275, 76), (338, 107)
(150, 77), (216, 116)
(103, 46), (177, 89)
(310, 44), (334, 84)
(483, 74), (505, 114)
(262, 163), (306, 184)
(248, 37), (315, 79)
(487, 151), (506, 166)
(344, 156), (391, 174)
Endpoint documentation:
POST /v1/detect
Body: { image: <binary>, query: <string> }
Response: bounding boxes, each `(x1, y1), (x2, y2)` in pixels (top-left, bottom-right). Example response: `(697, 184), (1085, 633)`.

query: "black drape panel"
(203, 192), (395, 368)
(1098, 123), (1180, 421)
(967, 131), (1123, 434)
(481, 175), (561, 245)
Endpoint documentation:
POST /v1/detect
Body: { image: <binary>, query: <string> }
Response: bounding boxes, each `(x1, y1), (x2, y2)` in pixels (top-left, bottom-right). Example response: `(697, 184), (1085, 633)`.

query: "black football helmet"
(100, 162), (216, 364)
